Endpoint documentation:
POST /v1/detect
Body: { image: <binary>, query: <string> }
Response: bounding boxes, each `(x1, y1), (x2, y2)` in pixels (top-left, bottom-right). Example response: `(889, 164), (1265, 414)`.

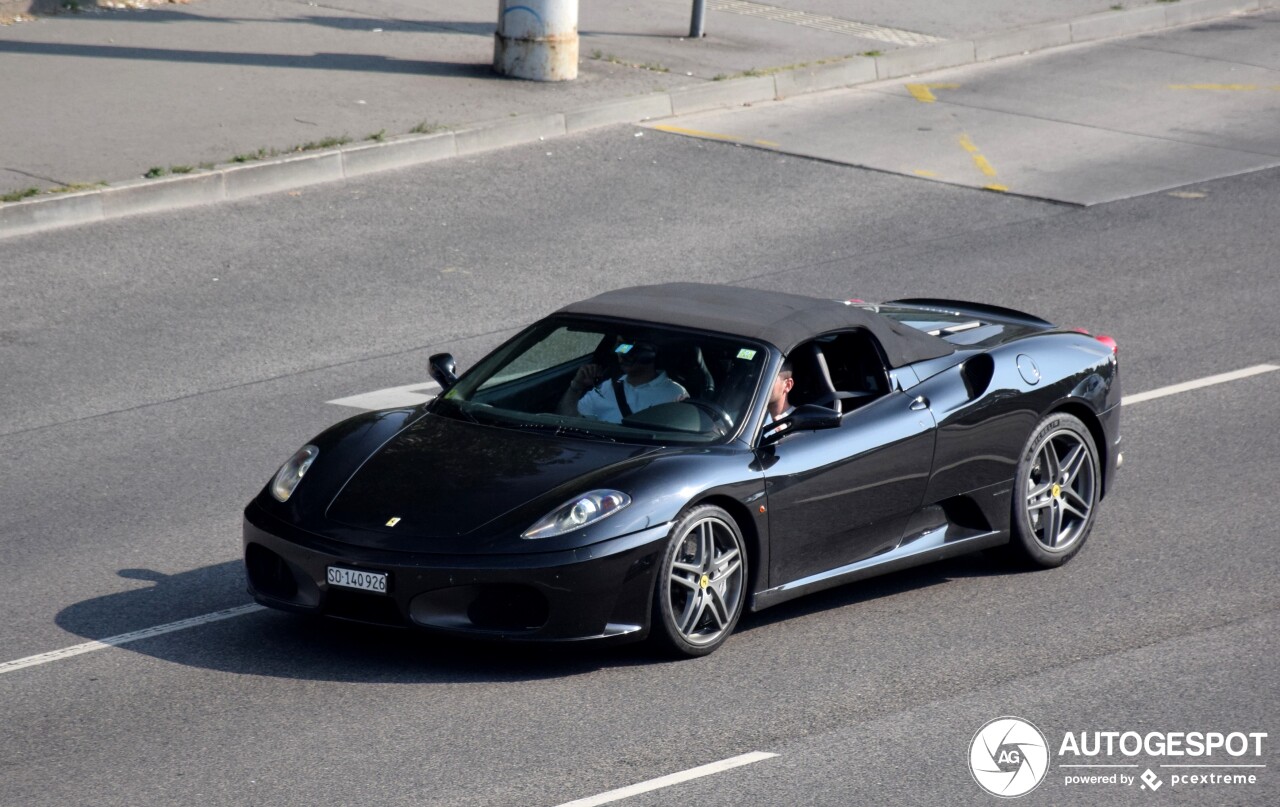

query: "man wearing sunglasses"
(559, 339), (688, 423)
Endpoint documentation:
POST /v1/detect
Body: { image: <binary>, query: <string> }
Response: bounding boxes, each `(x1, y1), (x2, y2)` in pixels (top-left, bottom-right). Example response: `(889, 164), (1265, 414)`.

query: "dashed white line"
(330, 364), (1280, 413)
(0, 604), (264, 676)
(551, 752), (778, 807)
(1121, 363), (1277, 406)
(327, 380), (440, 410)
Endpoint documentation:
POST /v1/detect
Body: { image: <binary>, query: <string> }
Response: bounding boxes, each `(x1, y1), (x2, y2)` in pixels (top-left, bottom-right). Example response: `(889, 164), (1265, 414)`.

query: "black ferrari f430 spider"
(244, 283), (1120, 656)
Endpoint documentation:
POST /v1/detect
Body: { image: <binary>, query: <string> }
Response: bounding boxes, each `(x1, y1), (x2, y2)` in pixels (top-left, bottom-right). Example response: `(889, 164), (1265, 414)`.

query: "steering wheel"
(683, 399), (735, 435)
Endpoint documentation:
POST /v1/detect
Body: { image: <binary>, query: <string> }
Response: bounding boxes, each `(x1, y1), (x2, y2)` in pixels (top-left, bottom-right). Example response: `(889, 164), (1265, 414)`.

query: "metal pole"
(690, 0), (706, 38)
(494, 0), (579, 81)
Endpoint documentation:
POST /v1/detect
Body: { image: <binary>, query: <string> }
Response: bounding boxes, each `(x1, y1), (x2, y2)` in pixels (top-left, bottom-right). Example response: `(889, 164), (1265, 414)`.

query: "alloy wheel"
(664, 513), (745, 647)
(1024, 429), (1097, 552)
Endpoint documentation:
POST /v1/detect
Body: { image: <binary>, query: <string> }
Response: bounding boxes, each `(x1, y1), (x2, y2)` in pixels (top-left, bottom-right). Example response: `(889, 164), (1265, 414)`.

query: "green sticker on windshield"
(737, 349), (757, 360)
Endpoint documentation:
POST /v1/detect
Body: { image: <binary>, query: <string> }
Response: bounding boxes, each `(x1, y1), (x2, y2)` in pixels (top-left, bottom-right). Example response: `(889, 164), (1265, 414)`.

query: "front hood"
(325, 413), (658, 543)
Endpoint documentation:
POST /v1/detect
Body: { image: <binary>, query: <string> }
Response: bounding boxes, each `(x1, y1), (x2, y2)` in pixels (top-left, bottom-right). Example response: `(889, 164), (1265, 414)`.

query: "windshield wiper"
(435, 398), (480, 424)
(505, 420), (618, 442)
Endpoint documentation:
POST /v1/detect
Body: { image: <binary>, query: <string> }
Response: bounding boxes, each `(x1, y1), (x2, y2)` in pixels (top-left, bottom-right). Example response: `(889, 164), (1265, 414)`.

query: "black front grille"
(410, 584), (549, 633)
(245, 543), (299, 600)
(323, 589), (405, 627)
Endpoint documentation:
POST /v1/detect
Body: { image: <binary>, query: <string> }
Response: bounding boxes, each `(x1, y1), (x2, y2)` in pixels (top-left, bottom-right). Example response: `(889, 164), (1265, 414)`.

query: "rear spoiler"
(883, 298), (1055, 329)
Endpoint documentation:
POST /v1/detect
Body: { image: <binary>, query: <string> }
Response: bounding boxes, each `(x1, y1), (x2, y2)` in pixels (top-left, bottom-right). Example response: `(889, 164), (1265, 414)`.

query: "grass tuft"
(410, 121), (450, 135)
(49, 182), (105, 193)
(231, 148), (270, 163)
(1, 187), (40, 203)
(295, 135), (351, 152)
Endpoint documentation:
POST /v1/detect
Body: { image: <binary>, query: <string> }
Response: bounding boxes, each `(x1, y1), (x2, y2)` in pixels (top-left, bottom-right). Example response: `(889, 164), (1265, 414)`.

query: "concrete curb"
(874, 40), (977, 80)
(669, 76), (778, 116)
(342, 133), (457, 179)
(454, 114), (566, 157)
(565, 95), (675, 133)
(773, 58), (878, 99)
(2, 0), (1272, 241)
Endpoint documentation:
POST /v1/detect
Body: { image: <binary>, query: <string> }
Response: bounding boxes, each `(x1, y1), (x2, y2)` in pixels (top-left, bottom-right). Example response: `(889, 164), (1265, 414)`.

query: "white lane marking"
(329, 364), (1279, 413)
(552, 752), (778, 807)
(1122, 364), (1277, 406)
(326, 381), (440, 410)
(0, 604), (264, 676)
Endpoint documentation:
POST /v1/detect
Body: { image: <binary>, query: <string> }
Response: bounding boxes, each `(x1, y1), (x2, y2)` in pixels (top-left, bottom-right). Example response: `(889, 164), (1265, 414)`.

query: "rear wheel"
(651, 504), (747, 657)
(1009, 413), (1100, 567)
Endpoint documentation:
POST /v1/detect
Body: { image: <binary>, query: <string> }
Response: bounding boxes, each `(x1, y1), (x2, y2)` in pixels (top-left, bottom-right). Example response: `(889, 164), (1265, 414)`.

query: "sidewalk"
(1, 0), (1272, 238)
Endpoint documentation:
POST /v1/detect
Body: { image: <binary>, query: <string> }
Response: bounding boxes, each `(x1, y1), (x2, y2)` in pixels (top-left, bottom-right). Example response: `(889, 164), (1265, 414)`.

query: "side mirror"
(429, 353), (458, 391)
(760, 404), (840, 446)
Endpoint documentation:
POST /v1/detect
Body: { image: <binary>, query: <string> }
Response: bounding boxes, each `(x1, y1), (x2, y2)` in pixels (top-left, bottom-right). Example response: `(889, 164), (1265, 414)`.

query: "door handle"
(910, 396), (930, 411)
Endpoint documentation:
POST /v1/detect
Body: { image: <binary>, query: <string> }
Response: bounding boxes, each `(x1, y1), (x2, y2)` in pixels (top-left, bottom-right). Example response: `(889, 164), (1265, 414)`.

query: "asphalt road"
(2, 51), (1279, 807)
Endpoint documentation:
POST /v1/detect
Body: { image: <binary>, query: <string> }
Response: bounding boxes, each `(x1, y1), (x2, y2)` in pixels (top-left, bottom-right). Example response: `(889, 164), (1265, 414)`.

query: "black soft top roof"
(558, 283), (955, 368)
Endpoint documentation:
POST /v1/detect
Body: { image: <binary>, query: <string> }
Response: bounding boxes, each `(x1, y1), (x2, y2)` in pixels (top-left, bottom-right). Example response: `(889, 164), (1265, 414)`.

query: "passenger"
(762, 359), (796, 428)
(560, 339), (687, 424)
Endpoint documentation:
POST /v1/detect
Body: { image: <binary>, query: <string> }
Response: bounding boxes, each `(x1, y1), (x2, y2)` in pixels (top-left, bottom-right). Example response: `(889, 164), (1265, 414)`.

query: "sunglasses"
(616, 343), (657, 364)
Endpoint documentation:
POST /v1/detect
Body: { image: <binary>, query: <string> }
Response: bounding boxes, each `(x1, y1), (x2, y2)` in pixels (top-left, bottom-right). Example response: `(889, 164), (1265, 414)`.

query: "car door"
(761, 389), (937, 588)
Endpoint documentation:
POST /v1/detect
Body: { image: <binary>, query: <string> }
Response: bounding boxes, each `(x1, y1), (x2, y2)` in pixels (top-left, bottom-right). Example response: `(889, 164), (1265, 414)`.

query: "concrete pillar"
(494, 0), (579, 82)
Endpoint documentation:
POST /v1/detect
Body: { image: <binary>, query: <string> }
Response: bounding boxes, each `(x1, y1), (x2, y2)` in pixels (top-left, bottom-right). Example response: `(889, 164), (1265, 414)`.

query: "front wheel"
(651, 505), (747, 657)
(1009, 413), (1100, 567)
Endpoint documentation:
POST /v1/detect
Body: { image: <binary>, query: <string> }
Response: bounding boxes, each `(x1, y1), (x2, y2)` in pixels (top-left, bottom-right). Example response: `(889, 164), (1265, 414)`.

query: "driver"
(559, 338), (687, 424)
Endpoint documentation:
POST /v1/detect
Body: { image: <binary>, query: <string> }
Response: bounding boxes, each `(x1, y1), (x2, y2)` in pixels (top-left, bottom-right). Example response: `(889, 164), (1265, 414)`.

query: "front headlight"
(522, 490), (631, 539)
(270, 445), (319, 502)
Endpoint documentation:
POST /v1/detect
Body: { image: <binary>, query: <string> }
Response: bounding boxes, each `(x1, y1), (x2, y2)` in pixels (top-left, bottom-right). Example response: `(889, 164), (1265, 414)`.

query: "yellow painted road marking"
(754, 139), (781, 147)
(914, 169), (938, 177)
(984, 184), (1009, 193)
(1167, 84), (1280, 91)
(906, 82), (960, 103)
(971, 154), (998, 177)
(651, 124), (742, 142)
(957, 133), (1003, 182)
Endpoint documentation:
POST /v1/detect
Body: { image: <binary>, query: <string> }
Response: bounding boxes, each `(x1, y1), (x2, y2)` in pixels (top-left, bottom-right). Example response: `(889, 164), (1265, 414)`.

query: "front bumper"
(243, 504), (670, 643)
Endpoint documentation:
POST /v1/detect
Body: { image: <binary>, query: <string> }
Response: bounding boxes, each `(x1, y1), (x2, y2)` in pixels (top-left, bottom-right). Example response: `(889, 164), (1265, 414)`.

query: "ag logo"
(969, 716), (1050, 798)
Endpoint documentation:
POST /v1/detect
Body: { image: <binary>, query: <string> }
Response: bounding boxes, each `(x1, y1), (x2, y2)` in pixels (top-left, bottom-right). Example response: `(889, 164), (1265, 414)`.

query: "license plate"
(326, 566), (388, 594)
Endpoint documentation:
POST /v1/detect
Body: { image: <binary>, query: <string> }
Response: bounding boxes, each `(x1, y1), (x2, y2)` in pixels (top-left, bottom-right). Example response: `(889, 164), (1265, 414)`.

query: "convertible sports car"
(244, 283), (1121, 656)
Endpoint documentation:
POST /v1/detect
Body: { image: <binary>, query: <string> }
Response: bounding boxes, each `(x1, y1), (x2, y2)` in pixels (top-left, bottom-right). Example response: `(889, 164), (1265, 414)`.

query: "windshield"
(435, 316), (770, 445)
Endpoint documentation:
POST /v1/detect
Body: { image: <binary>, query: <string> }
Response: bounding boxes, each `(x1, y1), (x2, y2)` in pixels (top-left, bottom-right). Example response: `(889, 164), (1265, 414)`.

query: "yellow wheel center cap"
(699, 574), (710, 590)
(1051, 483), (1062, 499)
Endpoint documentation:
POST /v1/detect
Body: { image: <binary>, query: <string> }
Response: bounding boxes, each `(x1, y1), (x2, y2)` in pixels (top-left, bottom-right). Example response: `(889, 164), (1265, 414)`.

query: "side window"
(822, 331), (890, 399)
(788, 331), (890, 414)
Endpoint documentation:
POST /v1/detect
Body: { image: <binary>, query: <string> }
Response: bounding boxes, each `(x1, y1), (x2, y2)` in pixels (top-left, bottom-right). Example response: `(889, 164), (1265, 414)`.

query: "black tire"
(651, 504), (748, 657)
(1009, 413), (1101, 568)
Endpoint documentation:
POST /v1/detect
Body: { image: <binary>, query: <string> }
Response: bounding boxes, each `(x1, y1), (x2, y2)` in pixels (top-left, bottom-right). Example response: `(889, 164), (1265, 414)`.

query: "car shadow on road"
(52, 560), (657, 684)
(53, 552), (1028, 682)
(735, 550), (1031, 634)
